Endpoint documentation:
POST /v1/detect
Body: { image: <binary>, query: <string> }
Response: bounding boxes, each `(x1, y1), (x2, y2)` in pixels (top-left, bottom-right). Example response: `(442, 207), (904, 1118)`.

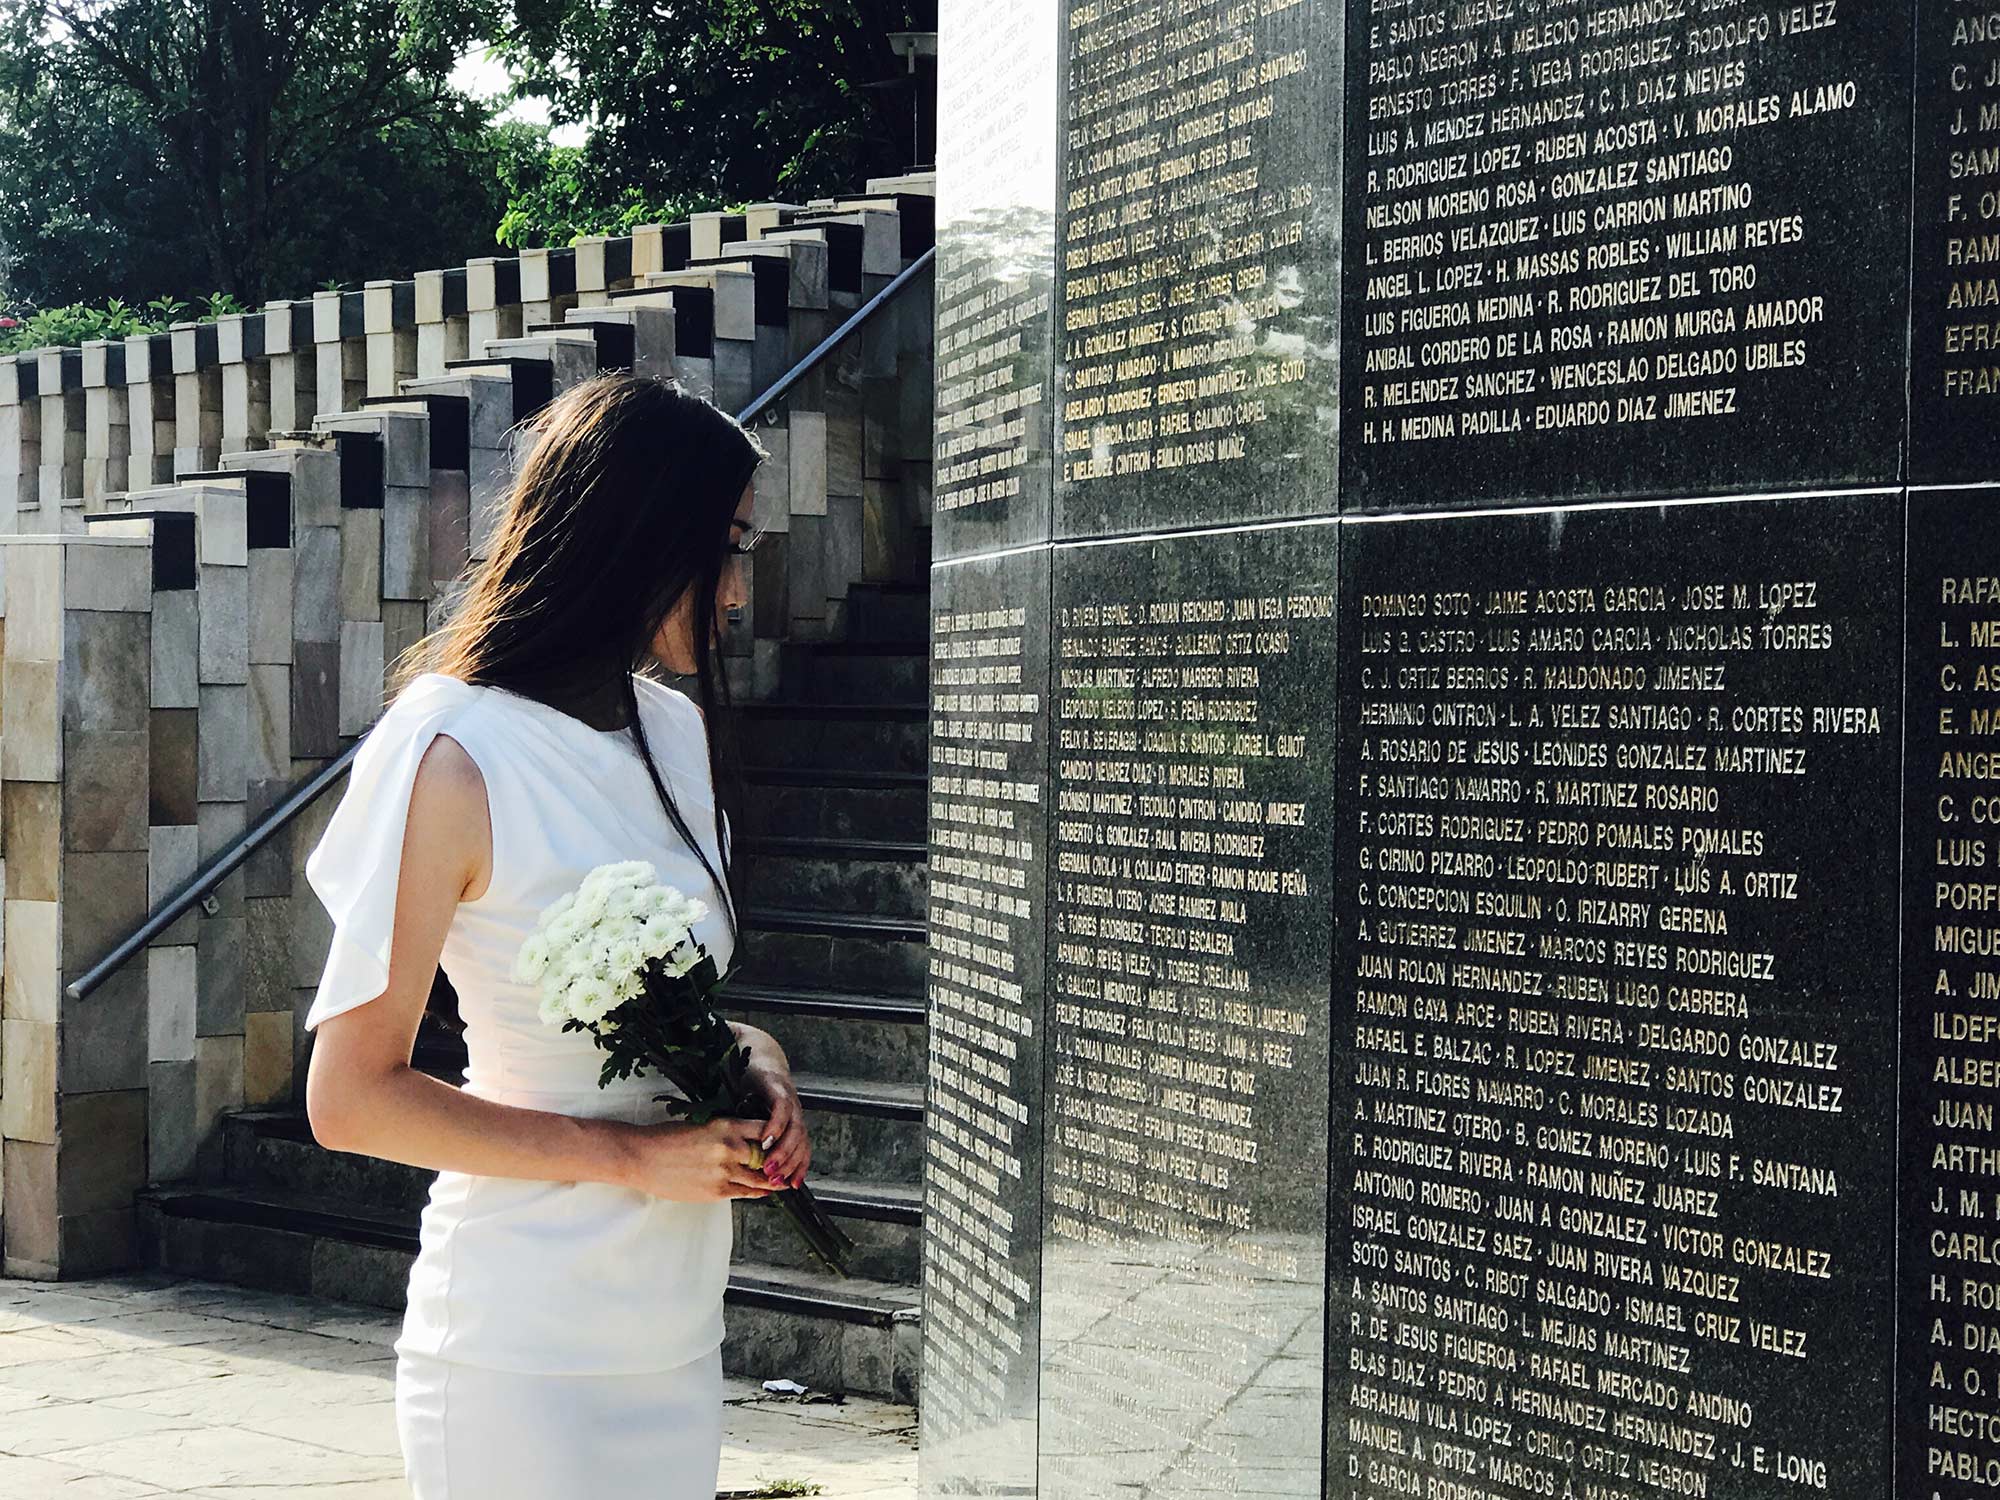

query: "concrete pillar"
(169, 322), (222, 478)
(217, 314), (271, 456)
(35, 348), (84, 525)
(363, 281), (417, 399)
(519, 247), (578, 331)
(0, 531), (154, 1276)
(81, 341), (130, 509)
(415, 269), (470, 378)
(465, 258), (523, 354)
(572, 236), (635, 311)
(263, 301), (318, 433)
(121, 333), (174, 491)
(0, 355), (40, 530)
(311, 291), (366, 416)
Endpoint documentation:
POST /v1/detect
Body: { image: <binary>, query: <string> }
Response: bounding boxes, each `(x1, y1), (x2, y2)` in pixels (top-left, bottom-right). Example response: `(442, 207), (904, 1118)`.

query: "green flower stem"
(576, 954), (856, 1276)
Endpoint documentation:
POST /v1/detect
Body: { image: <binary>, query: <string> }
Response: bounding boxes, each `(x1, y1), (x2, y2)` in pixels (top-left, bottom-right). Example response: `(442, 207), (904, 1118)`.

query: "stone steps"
(715, 981), (926, 1086)
(739, 768), (927, 842)
(787, 1072), (925, 1186)
(735, 702), (928, 774)
(736, 905), (928, 995)
(781, 642), (928, 704)
(136, 1180), (919, 1398)
(742, 835), (926, 919)
(844, 581), (931, 646)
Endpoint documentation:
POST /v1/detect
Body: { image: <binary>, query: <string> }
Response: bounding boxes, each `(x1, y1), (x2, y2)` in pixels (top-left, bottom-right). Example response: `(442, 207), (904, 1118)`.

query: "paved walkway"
(0, 1273), (918, 1499)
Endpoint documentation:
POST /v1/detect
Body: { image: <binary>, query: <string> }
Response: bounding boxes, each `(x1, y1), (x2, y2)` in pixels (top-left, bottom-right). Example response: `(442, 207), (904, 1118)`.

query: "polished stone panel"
(1039, 525), (1334, 1500)
(1902, 487), (2000, 1493)
(1333, 495), (1901, 1499)
(1052, 0), (1340, 540)
(1912, 16), (2000, 483)
(1339, 4), (1912, 509)
(932, 0), (1059, 559)
(921, 545), (1051, 1496)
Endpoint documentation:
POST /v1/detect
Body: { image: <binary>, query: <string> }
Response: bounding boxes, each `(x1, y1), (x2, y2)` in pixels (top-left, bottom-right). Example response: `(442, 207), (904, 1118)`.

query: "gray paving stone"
(146, 1059), (196, 1182)
(56, 961), (145, 1094)
(194, 913), (245, 1037)
(62, 613), (149, 734)
(0, 1272), (917, 1498)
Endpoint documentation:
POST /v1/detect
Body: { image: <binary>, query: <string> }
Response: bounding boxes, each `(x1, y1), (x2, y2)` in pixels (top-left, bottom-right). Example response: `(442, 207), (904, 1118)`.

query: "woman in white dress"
(300, 374), (811, 1498)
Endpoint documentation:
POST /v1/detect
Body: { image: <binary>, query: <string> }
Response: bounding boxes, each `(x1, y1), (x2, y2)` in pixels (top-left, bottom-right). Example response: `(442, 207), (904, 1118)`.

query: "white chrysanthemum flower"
(571, 976), (622, 1024)
(661, 893), (709, 930)
(597, 860), (656, 891)
(517, 862), (716, 1029)
(512, 933), (552, 985)
(636, 913), (686, 960)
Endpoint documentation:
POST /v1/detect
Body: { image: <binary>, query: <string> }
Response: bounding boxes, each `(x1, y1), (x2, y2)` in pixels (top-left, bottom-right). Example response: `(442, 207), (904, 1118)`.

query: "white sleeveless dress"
(302, 669), (740, 1498)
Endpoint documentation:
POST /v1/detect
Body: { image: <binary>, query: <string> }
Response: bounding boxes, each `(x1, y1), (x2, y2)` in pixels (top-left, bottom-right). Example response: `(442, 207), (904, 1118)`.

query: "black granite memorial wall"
(923, 0), (2000, 1496)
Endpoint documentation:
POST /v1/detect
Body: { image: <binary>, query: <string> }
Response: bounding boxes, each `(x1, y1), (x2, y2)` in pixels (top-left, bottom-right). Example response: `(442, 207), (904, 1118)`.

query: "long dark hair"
(394, 373), (763, 959)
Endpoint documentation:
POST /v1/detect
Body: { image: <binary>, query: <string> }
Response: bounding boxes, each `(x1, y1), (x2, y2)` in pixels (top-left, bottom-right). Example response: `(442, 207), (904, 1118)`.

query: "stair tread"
(728, 1260), (919, 1314)
(736, 702), (926, 720)
(794, 643), (927, 659)
(742, 767), (925, 788)
(720, 981), (925, 1021)
(158, 1148), (919, 1222)
(809, 1177), (922, 1212)
(744, 907), (925, 941)
(741, 835), (926, 861)
(791, 1072), (924, 1115)
(146, 1186), (917, 1320)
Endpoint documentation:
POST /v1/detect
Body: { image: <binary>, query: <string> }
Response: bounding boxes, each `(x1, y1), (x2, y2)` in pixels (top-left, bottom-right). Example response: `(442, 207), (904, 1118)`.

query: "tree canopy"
(0, 0), (510, 310)
(0, 0), (935, 319)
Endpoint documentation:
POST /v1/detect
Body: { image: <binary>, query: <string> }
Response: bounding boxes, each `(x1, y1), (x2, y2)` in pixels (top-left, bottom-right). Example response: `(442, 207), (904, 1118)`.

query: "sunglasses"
(728, 522), (766, 556)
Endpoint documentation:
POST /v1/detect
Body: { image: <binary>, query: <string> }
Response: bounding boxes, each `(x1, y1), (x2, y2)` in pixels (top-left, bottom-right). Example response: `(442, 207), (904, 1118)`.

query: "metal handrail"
(737, 246), (934, 425)
(65, 240), (938, 1004)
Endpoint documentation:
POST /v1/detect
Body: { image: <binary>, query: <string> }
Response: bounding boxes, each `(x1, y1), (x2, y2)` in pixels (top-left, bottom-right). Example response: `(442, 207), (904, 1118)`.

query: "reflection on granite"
(921, 545), (1053, 1496)
(1039, 527), (1335, 1500)
(1039, 1234), (1325, 1500)
(933, 0), (1059, 559)
(1053, 0), (1341, 539)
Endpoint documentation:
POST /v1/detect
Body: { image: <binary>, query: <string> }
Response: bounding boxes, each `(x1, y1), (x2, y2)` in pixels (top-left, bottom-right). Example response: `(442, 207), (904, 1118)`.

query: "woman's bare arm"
(304, 735), (774, 1201)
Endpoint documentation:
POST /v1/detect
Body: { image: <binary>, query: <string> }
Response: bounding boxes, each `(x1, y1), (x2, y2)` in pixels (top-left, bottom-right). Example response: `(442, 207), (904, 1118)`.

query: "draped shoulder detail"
(303, 672), (488, 1032)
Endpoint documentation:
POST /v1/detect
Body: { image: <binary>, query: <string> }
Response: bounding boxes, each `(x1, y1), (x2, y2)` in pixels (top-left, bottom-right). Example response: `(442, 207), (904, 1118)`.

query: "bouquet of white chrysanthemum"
(513, 860), (854, 1275)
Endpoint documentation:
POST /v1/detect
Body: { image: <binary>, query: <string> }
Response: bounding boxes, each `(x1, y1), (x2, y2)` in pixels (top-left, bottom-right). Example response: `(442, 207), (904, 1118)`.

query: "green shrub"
(0, 292), (251, 357)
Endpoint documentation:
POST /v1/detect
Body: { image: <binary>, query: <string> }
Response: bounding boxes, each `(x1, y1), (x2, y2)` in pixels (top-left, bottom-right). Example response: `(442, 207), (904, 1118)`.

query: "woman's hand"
(746, 1060), (812, 1189)
(618, 1117), (780, 1203)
